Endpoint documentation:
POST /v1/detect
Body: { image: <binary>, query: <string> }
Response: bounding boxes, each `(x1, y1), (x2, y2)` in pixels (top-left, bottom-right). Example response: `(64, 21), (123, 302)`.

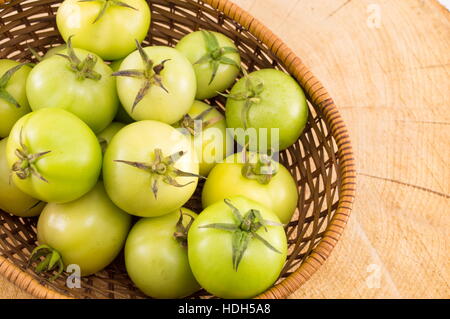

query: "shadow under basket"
(0, 0), (356, 299)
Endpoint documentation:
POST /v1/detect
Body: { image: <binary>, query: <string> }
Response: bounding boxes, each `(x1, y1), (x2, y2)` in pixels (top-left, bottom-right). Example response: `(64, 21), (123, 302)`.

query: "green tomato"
(188, 196), (287, 299)
(26, 45), (118, 133)
(115, 45), (196, 124)
(0, 138), (44, 217)
(125, 208), (200, 298)
(0, 59), (32, 138)
(36, 182), (131, 276)
(42, 45), (66, 60)
(6, 108), (102, 203)
(202, 153), (298, 224)
(174, 101), (233, 176)
(103, 120), (199, 217)
(56, 0), (151, 60)
(225, 69), (308, 151)
(97, 121), (125, 154)
(176, 30), (241, 100)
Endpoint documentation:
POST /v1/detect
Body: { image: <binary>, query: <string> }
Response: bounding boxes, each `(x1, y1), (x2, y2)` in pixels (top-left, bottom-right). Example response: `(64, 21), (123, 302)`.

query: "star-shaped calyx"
(56, 35), (102, 81)
(173, 210), (196, 248)
(195, 30), (240, 84)
(112, 40), (170, 112)
(114, 148), (204, 199)
(28, 245), (64, 281)
(177, 106), (222, 137)
(200, 199), (282, 271)
(11, 127), (51, 183)
(240, 149), (278, 185)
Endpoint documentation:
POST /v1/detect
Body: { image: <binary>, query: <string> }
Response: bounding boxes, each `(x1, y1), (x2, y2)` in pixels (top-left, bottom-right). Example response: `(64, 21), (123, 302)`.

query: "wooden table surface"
(1, 0), (449, 299)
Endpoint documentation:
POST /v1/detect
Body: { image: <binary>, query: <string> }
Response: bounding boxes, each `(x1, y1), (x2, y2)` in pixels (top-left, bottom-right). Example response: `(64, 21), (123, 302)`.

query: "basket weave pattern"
(0, 0), (356, 299)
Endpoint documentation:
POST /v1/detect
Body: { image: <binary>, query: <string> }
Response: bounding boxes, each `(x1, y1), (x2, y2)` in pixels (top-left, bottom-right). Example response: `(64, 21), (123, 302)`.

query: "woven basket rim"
(0, 0), (356, 299)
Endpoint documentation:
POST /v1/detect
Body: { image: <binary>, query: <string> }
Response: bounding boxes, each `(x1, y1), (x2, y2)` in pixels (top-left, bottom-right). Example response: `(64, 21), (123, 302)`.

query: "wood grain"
(1, 0), (449, 298)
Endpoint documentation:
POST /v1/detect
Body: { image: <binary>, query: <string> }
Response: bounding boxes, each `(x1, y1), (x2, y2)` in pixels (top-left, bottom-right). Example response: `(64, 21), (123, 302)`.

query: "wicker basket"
(0, 0), (356, 299)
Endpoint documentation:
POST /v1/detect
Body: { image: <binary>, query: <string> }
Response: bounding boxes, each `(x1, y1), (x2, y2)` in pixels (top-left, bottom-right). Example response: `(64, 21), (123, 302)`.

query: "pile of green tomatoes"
(0, 0), (309, 299)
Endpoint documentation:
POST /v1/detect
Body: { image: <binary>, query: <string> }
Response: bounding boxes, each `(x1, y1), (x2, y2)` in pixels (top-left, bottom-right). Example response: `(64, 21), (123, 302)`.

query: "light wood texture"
(1, 0), (449, 298)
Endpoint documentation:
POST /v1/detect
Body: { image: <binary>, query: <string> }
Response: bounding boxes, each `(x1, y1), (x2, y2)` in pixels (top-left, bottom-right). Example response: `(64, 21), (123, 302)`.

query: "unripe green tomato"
(37, 182), (131, 276)
(225, 69), (308, 151)
(103, 120), (199, 217)
(0, 138), (44, 217)
(188, 196), (287, 299)
(202, 153), (298, 224)
(6, 108), (102, 203)
(115, 46), (196, 124)
(125, 208), (200, 298)
(56, 0), (151, 60)
(0, 59), (32, 138)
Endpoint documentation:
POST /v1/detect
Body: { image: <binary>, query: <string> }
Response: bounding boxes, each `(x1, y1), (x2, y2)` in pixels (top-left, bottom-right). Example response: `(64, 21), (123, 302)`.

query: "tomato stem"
(194, 30), (240, 85)
(112, 40), (171, 112)
(56, 36), (102, 81)
(177, 106), (222, 136)
(173, 210), (195, 248)
(199, 199), (282, 271)
(114, 148), (204, 199)
(29, 244), (65, 281)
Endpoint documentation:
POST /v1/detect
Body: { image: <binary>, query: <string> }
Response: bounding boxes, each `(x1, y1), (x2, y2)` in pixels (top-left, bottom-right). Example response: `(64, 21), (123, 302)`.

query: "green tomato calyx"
(112, 40), (170, 113)
(220, 69), (264, 129)
(178, 106), (222, 136)
(0, 62), (30, 108)
(56, 36), (102, 81)
(173, 210), (195, 248)
(200, 199), (282, 271)
(194, 30), (240, 85)
(78, 0), (138, 23)
(29, 244), (65, 281)
(114, 148), (204, 199)
(12, 127), (51, 183)
(240, 150), (278, 185)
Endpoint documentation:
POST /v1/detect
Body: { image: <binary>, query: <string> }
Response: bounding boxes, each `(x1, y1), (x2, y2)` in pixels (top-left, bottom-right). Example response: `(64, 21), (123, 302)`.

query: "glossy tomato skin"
(226, 69), (308, 151)
(56, 0), (151, 60)
(0, 138), (44, 217)
(177, 101), (233, 176)
(125, 208), (200, 298)
(6, 108), (102, 203)
(116, 46), (196, 124)
(202, 153), (298, 224)
(175, 31), (241, 100)
(37, 182), (131, 276)
(26, 48), (118, 133)
(103, 120), (199, 217)
(188, 196), (287, 299)
(0, 60), (32, 138)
